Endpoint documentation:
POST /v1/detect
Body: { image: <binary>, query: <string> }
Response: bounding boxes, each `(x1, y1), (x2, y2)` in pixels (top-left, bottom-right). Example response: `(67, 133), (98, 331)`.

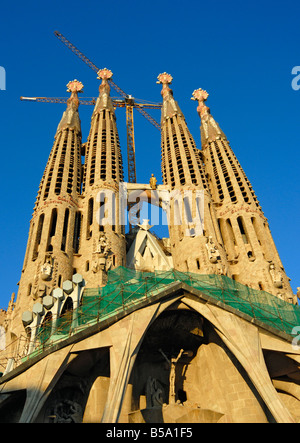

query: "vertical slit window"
(251, 217), (271, 260)
(226, 219), (237, 246)
(73, 211), (82, 253)
(86, 198), (94, 239)
(32, 213), (44, 260)
(55, 132), (68, 195)
(237, 216), (249, 244)
(61, 209), (70, 252)
(47, 209), (58, 252)
(43, 133), (61, 201)
(98, 193), (106, 230)
(218, 218), (237, 261)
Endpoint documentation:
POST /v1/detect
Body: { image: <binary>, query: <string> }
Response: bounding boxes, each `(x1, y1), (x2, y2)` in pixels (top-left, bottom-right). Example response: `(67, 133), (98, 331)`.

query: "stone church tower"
(73, 68), (126, 288)
(0, 71), (299, 424)
(7, 80), (84, 343)
(191, 88), (295, 303)
(158, 73), (229, 276)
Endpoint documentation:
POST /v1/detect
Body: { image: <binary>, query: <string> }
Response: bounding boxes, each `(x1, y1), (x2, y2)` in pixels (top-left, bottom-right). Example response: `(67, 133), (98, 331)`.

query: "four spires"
(53, 70), (219, 146)
(21, 70), (298, 305)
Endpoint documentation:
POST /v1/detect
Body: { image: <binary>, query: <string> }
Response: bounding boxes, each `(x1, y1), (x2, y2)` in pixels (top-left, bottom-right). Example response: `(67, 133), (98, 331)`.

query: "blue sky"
(0, 0), (299, 308)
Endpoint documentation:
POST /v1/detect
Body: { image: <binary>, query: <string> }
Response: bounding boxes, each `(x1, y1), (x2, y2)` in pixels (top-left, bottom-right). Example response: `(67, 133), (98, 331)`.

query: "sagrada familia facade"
(0, 69), (299, 423)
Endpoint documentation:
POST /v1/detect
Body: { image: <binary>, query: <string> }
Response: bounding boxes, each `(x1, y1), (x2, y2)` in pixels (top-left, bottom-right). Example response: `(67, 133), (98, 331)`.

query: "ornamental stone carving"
(92, 233), (111, 274)
(40, 255), (54, 281)
(206, 236), (221, 264)
(269, 263), (283, 289)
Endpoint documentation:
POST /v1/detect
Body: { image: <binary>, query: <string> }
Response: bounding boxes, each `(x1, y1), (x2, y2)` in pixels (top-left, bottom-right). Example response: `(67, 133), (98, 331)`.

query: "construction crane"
(20, 95), (160, 109)
(20, 96), (96, 106)
(53, 30), (162, 184)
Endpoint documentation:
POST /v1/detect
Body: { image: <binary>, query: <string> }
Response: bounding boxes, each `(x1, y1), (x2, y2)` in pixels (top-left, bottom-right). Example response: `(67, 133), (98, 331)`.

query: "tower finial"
(97, 68), (113, 81)
(156, 72), (181, 120)
(65, 79), (83, 111)
(96, 68), (113, 100)
(191, 88), (210, 119)
(157, 72), (173, 85)
(157, 72), (173, 100)
(67, 79), (84, 93)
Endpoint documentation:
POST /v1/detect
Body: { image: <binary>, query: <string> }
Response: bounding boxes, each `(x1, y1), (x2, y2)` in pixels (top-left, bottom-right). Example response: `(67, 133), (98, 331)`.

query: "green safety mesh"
(35, 267), (300, 352)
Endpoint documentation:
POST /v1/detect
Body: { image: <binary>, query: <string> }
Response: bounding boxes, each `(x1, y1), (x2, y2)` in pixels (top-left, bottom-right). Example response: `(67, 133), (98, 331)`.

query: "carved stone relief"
(145, 376), (164, 408)
(269, 263), (283, 289)
(206, 236), (221, 264)
(40, 255), (54, 281)
(92, 233), (111, 274)
(50, 400), (83, 423)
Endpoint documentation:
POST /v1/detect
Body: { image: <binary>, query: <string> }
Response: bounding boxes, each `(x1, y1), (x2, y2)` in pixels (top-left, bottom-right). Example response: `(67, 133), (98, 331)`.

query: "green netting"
(35, 266), (300, 352)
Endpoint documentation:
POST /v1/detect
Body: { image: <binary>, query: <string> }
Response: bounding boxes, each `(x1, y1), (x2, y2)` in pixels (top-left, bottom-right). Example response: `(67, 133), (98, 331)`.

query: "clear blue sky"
(0, 0), (299, 309)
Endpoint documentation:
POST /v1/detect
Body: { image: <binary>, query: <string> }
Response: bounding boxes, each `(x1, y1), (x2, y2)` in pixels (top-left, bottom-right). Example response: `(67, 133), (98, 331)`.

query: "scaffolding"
(79, 267), (300, 336)
(1, 267), (300, 374)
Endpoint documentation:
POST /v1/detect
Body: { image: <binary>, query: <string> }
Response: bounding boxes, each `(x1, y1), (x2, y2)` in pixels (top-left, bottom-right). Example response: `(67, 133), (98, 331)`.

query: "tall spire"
(92, 68), (116, 114)
(192, 88), (296, 303)
(157, 72), (184, 123)
(157, 73), (207, 189)
(9, 81), (84, 342)
(191, 88), (226, 147)
(55, 79), (83, 135)
(192, 87), (260, 208)
(35, 80), (83, 208)
(82, 68), (123, 193)
(79, 69), (125, 287)
(157, 73), (229, 276)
